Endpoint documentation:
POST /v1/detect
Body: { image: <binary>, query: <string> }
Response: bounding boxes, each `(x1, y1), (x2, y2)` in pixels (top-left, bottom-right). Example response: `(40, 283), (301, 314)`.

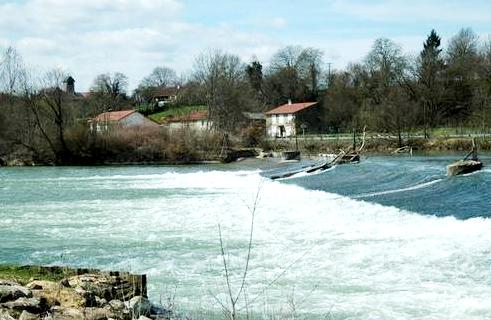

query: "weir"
(1, 160), (491, 319)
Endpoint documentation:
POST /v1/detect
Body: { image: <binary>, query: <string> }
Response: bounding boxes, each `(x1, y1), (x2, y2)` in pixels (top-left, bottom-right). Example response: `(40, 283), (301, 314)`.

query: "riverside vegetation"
(1, 27), (491, 165)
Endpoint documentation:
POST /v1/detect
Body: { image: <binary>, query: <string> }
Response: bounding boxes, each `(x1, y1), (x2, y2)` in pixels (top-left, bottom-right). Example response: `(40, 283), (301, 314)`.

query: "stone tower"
(64, 76), (75, 95)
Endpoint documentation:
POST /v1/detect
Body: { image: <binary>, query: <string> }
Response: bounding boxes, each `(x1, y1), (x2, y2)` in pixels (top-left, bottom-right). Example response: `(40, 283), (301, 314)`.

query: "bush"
(240, 123), (266, 147)
(63, 125), (224, 164)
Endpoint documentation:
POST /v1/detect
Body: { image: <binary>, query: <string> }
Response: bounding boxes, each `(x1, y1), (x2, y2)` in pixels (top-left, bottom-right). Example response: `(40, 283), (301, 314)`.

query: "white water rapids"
(1, 168), (491, 319)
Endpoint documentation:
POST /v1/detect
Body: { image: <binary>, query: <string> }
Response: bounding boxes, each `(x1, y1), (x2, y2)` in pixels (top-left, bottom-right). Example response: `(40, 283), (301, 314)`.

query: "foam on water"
(1, 168), (491, 319)
(353, 178), (444, 198)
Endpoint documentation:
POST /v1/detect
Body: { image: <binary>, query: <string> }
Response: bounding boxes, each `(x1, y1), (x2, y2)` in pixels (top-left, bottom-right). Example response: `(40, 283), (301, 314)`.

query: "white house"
(164, 110), (212, 131)
(90, 110), (159, 132)
(265, 101), (318, 137)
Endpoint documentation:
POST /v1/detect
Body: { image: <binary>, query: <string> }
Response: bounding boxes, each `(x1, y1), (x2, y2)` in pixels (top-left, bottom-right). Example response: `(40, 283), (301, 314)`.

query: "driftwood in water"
(447, 139), (483, 176)
(337, 153), (360, 164)
(269, 127), (367, 180)
(392, 146), (413, 155)
(337, 126), (366, 164)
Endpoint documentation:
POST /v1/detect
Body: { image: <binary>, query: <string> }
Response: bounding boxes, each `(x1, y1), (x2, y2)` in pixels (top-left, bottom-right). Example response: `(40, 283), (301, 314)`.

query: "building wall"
(266, 113), (296, 137)
(165, 120), (212, 131)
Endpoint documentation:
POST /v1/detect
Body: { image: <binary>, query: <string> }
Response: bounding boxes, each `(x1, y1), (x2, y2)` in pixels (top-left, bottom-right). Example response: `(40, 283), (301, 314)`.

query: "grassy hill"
(148, 105), (207, 124)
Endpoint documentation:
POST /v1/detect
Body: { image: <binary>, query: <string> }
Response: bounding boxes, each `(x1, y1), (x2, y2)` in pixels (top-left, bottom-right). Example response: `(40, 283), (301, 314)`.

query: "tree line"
(325, 28), (491, 144)
(0, 27), (490, 164)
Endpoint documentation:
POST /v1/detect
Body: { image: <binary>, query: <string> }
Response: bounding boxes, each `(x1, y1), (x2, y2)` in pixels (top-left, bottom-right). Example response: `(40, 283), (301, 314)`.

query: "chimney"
(288, 99), (292, 105)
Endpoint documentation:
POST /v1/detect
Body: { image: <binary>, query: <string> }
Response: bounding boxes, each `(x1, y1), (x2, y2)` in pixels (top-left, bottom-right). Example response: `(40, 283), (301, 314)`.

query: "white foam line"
(462, 170), (483, 177)
(353, 179), (444, 199)
(5, 170), (262, 182)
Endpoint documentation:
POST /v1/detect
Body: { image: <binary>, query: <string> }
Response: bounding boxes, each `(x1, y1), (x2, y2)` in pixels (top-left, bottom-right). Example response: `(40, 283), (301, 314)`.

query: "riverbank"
(0, 265), (171, 320)
(267, 136), (491, 153)
(1, 136), (490, 167)
(0, 147), (258, 167)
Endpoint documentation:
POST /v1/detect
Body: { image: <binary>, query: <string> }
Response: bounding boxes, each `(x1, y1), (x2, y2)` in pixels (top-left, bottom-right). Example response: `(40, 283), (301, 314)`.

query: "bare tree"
(26, 69), (80, 163)
(91, 72), (128, 96)
(297, 47), (324, 99)
(364, 38), (407, 88)
(0, 46), (26, 94)
(140, 66), (177, 88)
(361, 38), (416, 144)
(265, 46), (325, 104)
(444, 28), (480, 126)
(193, 50), (254, 132)
(447, 28), (479, 65)
(90, 72), (129, 111)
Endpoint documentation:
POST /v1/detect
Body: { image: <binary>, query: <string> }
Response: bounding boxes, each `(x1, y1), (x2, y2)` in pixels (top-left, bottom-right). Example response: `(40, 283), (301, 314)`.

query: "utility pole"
(327, 62), (332, 89)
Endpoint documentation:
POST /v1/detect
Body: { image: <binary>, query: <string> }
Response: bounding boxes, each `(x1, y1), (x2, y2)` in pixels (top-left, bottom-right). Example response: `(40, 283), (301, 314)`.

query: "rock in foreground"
(0, 266), (170, 320)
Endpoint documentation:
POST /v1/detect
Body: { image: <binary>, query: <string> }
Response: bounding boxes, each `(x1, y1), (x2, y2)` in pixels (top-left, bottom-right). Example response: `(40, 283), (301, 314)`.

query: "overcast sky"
(1, 0), (490, 92)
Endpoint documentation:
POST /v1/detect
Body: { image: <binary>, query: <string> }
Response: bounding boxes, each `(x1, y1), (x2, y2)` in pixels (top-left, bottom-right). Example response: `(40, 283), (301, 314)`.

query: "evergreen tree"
(245, 60), (263, 95)
(418, 29), (445, 135)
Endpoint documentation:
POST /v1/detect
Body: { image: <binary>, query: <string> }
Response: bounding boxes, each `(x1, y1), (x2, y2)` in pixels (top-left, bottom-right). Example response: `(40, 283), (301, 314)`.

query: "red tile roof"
(166, 110), (208, 123)
(265, 102), (318, 115)
(92, 110), (136, 122)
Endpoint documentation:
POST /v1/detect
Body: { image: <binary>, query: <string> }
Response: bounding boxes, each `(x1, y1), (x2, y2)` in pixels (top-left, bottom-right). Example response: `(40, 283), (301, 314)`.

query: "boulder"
(107, 299), (129, 320)
(108, 299), (125, 312)
(83, 307), (115, 320)
(49, 306), (84, 320)
(1, 297), (44, 314)
(68, 274), (115, 301)
(59, 279), (70, 288)
(0, 310), (15, 320)
(94, 296), (107, 307)
(128, 296), (151, 318)
(138, 316), (152, 320)
(25, 283), (43, 291)
(19, 311), (40, 320)
(28, 281), (86, 308)
(0, 284), (32, 303)
(0, 281), (20, 287)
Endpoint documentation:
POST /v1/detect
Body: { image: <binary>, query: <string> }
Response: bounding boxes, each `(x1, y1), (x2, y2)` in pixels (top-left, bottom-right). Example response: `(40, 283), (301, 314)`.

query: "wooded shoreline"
(1, 136), (490, 167)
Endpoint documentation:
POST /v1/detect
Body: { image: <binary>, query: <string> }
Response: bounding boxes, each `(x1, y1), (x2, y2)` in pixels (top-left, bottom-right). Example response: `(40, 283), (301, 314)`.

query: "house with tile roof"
(164, 110), (212, 131)
(265, 100), (319, 137)
(89, 110), (158, 132)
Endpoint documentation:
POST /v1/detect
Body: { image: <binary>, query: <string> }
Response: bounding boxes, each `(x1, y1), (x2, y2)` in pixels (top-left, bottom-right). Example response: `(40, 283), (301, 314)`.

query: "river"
(1, 154), (490, 319)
